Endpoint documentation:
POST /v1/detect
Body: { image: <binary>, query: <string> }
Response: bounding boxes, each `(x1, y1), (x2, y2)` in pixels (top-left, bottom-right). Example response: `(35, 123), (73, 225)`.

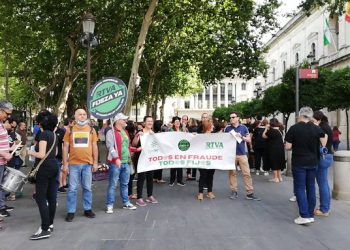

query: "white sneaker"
(294, 216), (312, 225)
(289, 196), (297, 202)
(105, 206), (113, 214)
(255, 171), (260, 175)
(263, 171), (269, 176)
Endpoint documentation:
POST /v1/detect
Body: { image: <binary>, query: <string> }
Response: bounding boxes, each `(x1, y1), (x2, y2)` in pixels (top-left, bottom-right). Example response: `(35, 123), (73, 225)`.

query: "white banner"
(137, 132), (237, 173)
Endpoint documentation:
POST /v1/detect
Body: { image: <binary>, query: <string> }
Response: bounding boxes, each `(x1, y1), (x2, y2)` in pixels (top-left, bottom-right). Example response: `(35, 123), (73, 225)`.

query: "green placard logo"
(87, 77), (128, 119)
(178, 139), (190, 151)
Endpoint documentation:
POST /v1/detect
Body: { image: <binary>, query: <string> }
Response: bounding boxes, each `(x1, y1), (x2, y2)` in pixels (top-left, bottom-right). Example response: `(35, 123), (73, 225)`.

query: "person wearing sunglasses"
(224, 112), (260, 201)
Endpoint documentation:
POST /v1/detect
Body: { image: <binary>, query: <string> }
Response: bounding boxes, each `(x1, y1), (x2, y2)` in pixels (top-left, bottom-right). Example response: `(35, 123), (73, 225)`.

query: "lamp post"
(253, 81), (262, 99)
(81, 12), (98, 112)
(135, 74), (141, 122)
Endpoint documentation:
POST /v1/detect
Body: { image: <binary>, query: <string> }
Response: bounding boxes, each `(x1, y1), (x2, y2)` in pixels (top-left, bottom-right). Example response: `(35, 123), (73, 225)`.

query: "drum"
(0, 167), (27, 193)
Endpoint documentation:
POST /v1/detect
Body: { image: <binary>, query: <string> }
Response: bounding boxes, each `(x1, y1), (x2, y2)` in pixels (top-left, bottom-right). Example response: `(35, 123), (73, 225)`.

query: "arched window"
(241, 82), (246, 91)
(295, 53), (299, 65)
(311, 43), (316, 57)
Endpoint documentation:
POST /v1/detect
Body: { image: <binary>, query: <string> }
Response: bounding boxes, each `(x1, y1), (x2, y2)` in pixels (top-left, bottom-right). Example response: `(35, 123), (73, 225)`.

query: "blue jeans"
(106, 163), (130, 207)
(66, 164), (93, 213)
(292, 165), (317, 218)
(316, 154), (333, 213)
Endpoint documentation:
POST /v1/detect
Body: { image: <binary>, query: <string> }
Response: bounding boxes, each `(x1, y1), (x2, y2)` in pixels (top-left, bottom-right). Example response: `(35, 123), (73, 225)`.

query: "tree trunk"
(54, 38), (78, 120)
(160, 96), (166, 122)
(4, 48), (9, 100)
(146, 76), (156, 115)
(124, 0), (158, 115)
(151, 81), (161, 119)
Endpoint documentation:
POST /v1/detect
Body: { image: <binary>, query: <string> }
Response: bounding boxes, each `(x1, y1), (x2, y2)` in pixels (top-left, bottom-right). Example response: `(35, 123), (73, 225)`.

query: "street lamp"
(253, 82), (262, 99)
(307, 52), (319, 69)
(135, 74), (141, 122)
(81, 12), (98, 109)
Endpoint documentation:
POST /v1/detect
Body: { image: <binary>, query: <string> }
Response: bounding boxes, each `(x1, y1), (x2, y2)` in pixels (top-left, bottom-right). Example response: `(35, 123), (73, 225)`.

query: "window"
(241, 82), (246, 91)
(132, 108), (140, 116)
(295, 53), (299, 65)
(184, 101), (190, 109)
(283, 61), (286, 73)
(272, 67), (276, 81)
(311, 43), (316, 57)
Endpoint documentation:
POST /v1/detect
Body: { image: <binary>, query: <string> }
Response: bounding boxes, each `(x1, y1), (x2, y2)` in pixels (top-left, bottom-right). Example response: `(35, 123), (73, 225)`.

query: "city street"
(1, 165), (350, 250)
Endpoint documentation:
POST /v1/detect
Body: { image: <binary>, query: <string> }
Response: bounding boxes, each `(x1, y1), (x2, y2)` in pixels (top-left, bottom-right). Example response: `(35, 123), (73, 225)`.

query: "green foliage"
(212, 99), (264, 121)
(324, 67), (350, 110)
(0, 0), (280, 113)
(299, 0), (348, 17)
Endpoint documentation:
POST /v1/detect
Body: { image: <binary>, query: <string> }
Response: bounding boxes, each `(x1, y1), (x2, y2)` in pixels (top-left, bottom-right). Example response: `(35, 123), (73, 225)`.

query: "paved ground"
(1, 163), (350, 250)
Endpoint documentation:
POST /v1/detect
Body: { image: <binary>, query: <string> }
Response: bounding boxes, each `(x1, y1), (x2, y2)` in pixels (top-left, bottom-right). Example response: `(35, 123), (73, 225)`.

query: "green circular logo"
(87, 77), (128, 119)
(178, 140), (190, 151)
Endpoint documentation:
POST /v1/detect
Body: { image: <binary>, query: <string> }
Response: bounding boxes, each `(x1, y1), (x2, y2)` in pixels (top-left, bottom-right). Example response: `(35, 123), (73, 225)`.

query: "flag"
(346, 1), (350, 23)
(323, 16), (331, 46)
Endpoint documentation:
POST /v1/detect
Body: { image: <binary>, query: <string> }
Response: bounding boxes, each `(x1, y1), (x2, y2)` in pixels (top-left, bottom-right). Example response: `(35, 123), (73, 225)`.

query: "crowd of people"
(0, 99), (337, 238)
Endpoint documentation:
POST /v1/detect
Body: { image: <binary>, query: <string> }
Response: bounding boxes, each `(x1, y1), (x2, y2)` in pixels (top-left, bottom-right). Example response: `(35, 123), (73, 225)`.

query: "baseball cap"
(113, 113), (129, 121)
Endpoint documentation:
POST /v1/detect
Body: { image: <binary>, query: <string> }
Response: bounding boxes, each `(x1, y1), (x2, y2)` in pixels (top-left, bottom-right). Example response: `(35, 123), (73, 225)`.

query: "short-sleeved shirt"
(224, 124), (249, 155)
(285, 122), (325, 167)
(0, 123), (10, 165)
(34, 130), (57, 166)
(63, 125), (98, 165)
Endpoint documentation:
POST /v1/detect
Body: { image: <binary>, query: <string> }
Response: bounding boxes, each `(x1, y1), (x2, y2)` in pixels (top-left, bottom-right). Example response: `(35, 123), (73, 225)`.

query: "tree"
(299, 0), (348, 16)
(124, 0), (158, 115)
(324, 67), (350, 149)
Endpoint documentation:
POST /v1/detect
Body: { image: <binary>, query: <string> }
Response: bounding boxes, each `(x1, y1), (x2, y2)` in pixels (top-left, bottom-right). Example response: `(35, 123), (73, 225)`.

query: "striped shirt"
(0, 123), (10, 165)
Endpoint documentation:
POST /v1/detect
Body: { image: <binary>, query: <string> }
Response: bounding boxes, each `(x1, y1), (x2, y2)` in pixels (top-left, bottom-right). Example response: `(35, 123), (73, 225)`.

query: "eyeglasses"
(1, 109), (12, 116)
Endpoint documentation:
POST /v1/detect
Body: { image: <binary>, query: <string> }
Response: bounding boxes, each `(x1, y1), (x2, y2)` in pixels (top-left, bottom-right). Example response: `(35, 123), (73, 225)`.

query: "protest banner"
(137, 132), (237, 173)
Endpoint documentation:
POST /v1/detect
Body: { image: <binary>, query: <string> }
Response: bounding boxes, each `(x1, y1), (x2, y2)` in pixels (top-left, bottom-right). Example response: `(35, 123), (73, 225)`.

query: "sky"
(277, 0), (303, 26)
(259, 0), (303, 43)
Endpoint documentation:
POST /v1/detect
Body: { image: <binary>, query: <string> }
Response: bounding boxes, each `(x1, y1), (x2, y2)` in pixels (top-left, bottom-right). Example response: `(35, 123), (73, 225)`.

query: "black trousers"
(128, 173), (135, 196)
(186, 168), (197, 178)
(153, 169), (163, 180)
(254, 148), (267, 171)
(137, 171), (154, 199)
(198, 169), (215, 193)
(35, 160), (59, 231)
(170, 168), (183, 183)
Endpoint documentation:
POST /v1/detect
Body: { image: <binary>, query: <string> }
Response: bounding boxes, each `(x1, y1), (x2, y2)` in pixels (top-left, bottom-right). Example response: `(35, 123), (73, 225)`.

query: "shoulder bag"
(27, 134), (56, 184)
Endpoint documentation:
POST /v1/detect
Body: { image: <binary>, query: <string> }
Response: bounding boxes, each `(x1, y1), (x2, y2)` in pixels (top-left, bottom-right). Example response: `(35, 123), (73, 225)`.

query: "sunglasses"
(1, 109), (12, 116)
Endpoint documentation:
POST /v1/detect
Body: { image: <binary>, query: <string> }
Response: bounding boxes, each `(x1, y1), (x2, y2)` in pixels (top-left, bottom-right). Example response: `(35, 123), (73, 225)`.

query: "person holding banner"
(105, 113), (139, 213)
(169, 116), (187, 186)
(224, 112), (260, 201)
(132, 116), (158, 207)
(197, 120), (216, 201)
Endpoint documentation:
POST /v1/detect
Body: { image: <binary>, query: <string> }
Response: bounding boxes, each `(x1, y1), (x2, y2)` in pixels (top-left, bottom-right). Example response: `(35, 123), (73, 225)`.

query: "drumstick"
(10, 142), (22, 156)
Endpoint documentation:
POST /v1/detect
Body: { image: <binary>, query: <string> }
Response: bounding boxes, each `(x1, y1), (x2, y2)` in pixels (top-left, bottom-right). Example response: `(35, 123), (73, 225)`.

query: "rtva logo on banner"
(137, 132), (237, 173)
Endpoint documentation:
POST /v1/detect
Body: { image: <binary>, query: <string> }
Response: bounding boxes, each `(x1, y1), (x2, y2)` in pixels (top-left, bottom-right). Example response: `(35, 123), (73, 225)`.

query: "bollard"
(332, 150), (350, 200)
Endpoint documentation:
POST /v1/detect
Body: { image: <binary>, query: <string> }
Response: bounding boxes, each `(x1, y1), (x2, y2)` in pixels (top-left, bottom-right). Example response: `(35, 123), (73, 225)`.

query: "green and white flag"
(323, 16), (331, 46)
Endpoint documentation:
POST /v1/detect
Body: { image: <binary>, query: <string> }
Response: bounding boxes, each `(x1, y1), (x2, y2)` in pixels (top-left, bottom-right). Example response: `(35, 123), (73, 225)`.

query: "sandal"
(129, 194), (137, 199)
